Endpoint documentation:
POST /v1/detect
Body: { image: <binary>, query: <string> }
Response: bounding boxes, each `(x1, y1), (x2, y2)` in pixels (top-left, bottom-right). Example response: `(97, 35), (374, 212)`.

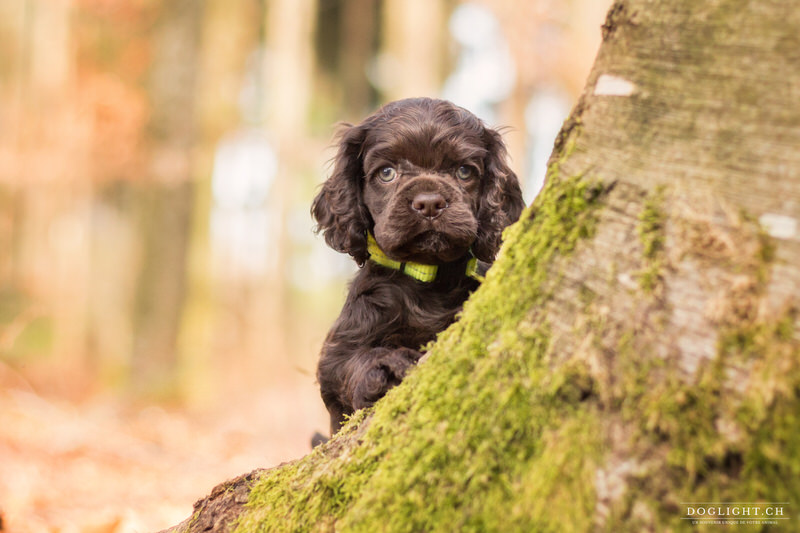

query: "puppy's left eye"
(456, 165), (475, 180)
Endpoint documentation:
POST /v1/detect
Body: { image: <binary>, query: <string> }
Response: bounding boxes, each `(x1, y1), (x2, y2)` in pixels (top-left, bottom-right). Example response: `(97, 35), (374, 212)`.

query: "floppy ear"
(472, 127), (525, 262)
(311, 124), (372, 265)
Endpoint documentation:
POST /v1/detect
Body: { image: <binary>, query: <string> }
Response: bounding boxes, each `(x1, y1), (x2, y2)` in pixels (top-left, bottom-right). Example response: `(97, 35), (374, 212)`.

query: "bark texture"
(164, 0), (800, 530)
(162, 470), (265, 533)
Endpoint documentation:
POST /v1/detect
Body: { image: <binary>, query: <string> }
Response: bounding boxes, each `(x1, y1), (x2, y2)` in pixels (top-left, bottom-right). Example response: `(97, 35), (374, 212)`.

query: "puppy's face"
(360, 112), (487, 263)
(312, 98), (524, 266)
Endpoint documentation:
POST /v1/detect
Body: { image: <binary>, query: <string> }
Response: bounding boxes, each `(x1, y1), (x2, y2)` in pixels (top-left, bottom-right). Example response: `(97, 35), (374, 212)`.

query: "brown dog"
(312, 97), (524, 435)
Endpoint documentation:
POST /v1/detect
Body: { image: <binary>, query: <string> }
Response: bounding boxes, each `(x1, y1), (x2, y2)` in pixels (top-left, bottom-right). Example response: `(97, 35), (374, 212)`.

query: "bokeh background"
(0, 0), (611, 530)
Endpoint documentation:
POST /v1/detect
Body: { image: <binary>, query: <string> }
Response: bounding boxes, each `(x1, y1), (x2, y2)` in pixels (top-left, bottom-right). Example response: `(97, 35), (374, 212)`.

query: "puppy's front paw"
(351, 347), (421, 410)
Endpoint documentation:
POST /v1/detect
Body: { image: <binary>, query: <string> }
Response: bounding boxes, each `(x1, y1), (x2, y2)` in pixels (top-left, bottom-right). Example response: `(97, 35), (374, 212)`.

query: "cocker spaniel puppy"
(312, 97), (524, 436)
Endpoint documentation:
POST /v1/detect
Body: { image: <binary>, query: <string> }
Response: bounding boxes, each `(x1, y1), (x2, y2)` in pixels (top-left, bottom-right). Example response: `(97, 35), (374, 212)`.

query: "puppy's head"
(312, 98), (524, 266)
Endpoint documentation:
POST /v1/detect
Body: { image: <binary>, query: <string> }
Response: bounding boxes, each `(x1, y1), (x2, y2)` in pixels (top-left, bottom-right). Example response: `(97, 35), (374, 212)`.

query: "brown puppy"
(312, 97), (524, 435)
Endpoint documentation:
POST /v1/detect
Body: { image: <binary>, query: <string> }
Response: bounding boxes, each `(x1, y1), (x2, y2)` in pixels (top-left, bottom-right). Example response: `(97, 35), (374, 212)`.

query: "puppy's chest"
(408, 293), (463, 327)
(385, 282), (472, 347)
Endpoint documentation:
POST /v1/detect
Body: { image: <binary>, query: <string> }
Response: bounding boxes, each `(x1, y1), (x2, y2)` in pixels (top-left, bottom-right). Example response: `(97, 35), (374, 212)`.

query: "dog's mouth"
(403, 230), (467, 263)
(376, 226), (475, 264)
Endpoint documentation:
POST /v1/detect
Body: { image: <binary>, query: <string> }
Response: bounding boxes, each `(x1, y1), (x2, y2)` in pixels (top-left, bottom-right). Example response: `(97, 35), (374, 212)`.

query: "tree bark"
(163, 0), (800, 530)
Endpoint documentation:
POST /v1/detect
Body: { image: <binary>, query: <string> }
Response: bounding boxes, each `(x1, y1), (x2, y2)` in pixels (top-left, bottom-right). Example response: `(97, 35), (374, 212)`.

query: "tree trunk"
(380, 0), (446, 101)
(339, 0), (378, 119)
(131, 1), (204, 393)
(163, 0), (800, 530)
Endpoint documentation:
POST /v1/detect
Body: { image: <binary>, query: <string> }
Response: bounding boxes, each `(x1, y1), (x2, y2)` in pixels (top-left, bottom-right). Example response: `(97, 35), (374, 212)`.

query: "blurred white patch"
(524, 88), (571, 200)
(441, 2), (515, 123)
(286, 208), (356, 291)
(759, 213), (798, 240)
(210, 128), (278, 280)
(594, 74), (636, 96)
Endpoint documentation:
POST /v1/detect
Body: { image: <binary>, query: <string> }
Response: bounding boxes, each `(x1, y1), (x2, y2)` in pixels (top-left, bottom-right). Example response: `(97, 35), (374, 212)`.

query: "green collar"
(366, 232), (485, 283)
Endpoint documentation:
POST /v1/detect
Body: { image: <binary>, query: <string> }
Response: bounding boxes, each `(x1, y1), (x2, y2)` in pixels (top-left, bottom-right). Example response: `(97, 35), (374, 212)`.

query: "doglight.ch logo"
(681, 502), (791, 526)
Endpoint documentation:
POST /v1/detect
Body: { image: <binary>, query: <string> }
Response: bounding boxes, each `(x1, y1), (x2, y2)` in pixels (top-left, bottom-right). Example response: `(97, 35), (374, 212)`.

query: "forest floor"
(0, 367), (328, 533)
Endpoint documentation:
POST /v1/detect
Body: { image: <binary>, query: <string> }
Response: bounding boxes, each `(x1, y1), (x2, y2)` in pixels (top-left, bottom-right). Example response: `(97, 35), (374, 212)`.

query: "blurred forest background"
(0, 0), (610, 530)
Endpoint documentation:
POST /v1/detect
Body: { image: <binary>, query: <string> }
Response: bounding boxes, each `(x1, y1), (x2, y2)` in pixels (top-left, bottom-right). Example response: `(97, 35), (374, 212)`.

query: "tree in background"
(166, 0), (800, 530)
(131, 1), (205, 393)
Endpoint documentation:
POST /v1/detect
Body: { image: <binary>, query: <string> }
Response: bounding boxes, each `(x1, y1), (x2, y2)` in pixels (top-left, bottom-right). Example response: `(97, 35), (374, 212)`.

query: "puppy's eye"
(456, 165), (475, 180)
(377, 166), (397, 182)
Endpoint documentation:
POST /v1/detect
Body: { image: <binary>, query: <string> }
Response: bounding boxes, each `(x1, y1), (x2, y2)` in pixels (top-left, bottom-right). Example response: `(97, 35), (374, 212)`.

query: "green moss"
(755, 230), (777, 284)
(636, 187), (667, 292)
(601, 217), (800, 530)
(638, 188), (666, 258)
(597, 310), (800, 531)
(235, 144), (608, 532)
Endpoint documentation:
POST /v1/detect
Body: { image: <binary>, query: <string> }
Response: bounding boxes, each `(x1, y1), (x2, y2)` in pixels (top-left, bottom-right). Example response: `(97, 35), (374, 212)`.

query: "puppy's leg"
(326, 402), (347, 437)
(319, 345), (422, 435)
(346, 346), (422, 411)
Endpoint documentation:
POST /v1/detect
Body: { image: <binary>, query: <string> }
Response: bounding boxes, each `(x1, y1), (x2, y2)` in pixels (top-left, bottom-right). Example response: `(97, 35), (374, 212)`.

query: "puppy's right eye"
(377, 166), (397, 183)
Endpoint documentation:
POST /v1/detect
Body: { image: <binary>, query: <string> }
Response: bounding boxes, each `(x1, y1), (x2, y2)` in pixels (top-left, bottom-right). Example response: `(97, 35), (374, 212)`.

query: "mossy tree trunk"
(164, 0), (800, 531)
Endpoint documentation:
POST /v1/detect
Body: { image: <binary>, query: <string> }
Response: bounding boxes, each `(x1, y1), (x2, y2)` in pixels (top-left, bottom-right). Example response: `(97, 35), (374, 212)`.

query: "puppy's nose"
(411, 192), (447, 218)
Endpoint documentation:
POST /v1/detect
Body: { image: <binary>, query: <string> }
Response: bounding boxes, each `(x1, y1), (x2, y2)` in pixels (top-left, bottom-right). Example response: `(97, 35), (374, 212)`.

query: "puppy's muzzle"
(411, 191), (447, 219)
(398, 176), (456, 220)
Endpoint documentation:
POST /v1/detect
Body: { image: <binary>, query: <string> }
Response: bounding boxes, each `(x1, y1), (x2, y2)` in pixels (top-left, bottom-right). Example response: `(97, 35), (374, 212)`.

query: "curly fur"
(312, 97), (524, 435)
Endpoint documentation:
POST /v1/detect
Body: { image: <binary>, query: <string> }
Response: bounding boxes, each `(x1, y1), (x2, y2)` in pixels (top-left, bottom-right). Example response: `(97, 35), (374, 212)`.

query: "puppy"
(312, 97), (524, 435)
